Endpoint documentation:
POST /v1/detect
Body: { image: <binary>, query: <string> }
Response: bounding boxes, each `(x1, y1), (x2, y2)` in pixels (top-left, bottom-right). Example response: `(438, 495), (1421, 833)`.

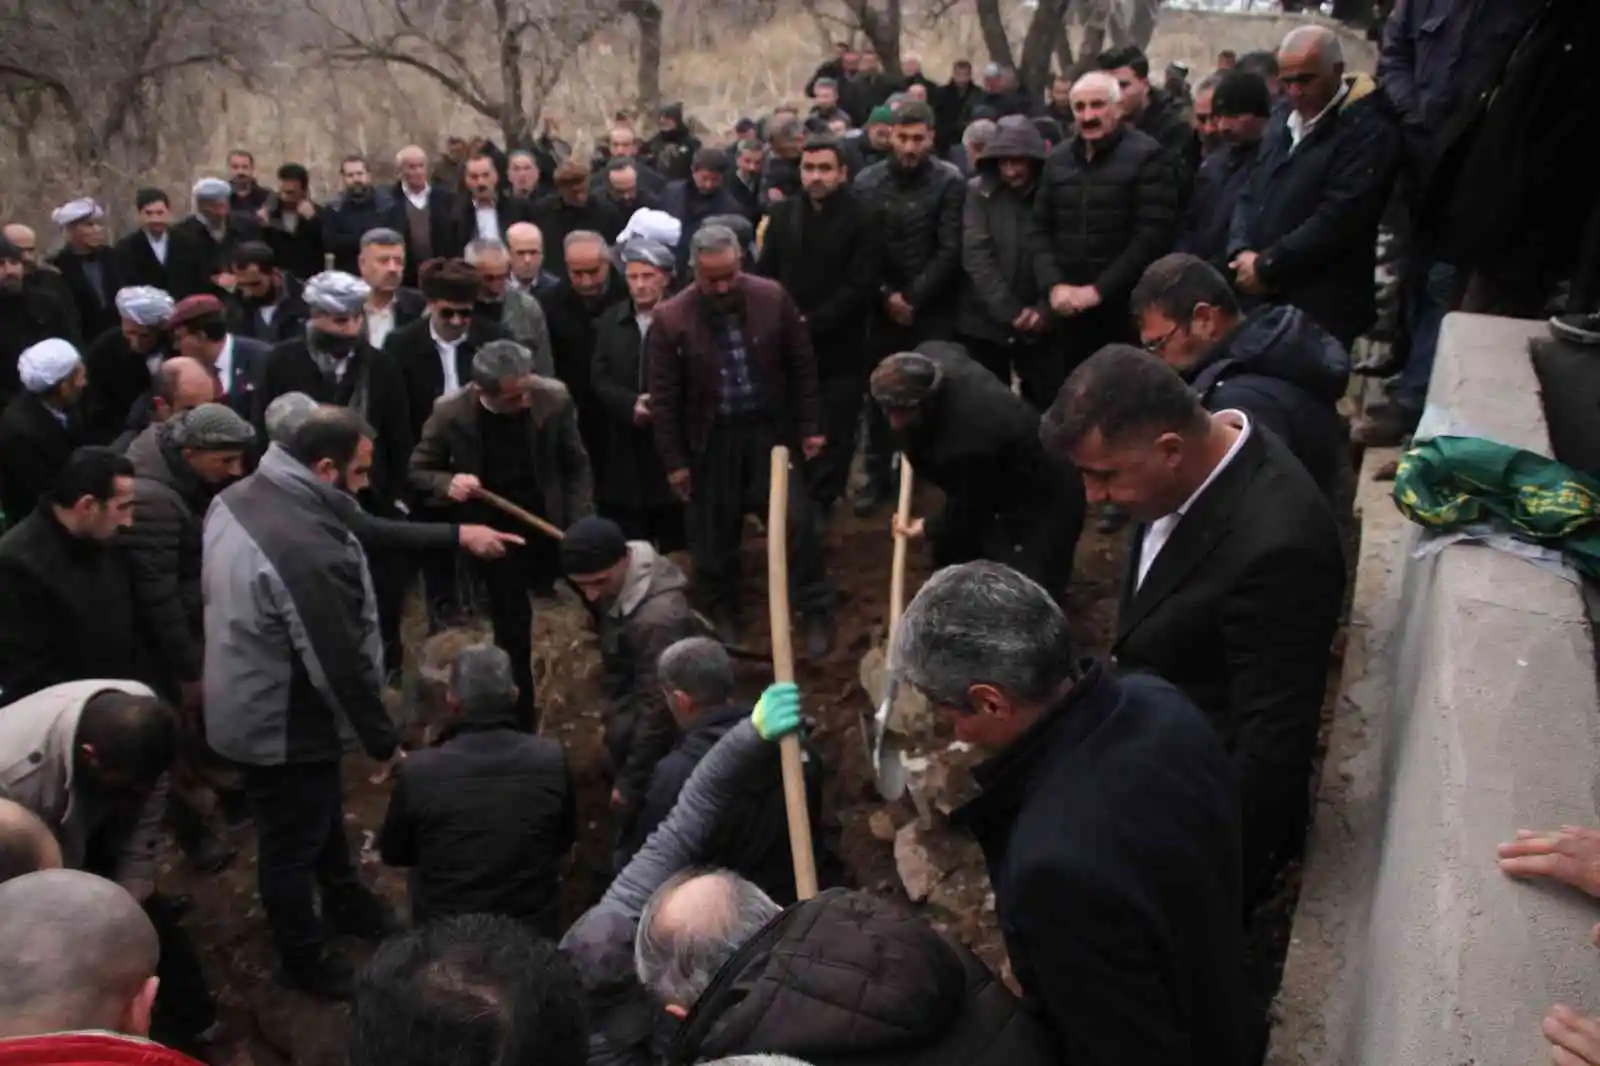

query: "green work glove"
(752, 681), (802, 741)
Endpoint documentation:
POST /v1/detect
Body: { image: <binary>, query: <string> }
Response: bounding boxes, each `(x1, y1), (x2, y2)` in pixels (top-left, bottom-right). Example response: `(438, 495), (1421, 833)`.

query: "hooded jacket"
(957, 122), (1048, 342)
(646, 106), (702, 183)
(0, 1032), (206, 1066)
(598, 541), (707, 803)
(667, 888), (1057, 1066)
(1187, 304), (1349, 496)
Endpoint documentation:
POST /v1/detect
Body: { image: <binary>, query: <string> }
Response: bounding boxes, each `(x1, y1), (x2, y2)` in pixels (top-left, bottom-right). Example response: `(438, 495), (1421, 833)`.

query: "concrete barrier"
(1269, 314), (1600, 1066)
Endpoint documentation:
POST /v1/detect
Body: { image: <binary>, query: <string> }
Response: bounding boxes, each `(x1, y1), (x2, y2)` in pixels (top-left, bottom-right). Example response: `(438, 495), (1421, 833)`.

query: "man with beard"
(203, 408), (402, 998)
(1097, 46), (1199, 181)
(727, 140), (766, 221)
(48, 199), (127, 341)
(170, 180), (259, 300)
(167, 294), (269, 420)
(1178, 70), (1272, 269)
(466, 238), (553, 377)
(1043, 76), (1076, 135)
(531, 161), (625, 272)
(757, 123), (805, 211)
(323, 156), (404, 275)
(588, 127), (668, 201)
(0, 238), (78, 408)
(255, 163), (324, 283)
(661, 149), (746, 274)
(358, 228), (426, 350)
(1034, 72), (1179, 380)
(955, 121), (1057, 405)
(410, 340), (594, 724)
(852, 101), (965, 513)
(82, 287), (174, 445)
(447, 154), (535, 260)
(0, 340), (88, 528)
(540, 230), (628, 474)
(646, 104), (702, 183)
(225, 241), (310, 346)
(591, 239), (684, 549)
(935, 59), (979, 151)
(598, 160), (658, 222)
(114, 189), (181, 293)
(648, 225), (833, 654)
(1192, 72), (1224, 159)
(506, 151), (545, 204)
(2, 223), (80, 342)
(226, 150), (270, 214)
(756, 136), (878, 521)
(506, 222), (560, 299)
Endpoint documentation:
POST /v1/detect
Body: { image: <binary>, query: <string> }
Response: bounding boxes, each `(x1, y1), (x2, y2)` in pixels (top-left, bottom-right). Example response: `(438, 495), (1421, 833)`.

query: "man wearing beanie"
(1178, 70), (1272, 268)
(560, 515), (706, 848)
(123, 403), (256, 870)
(0, 339), (88, 527)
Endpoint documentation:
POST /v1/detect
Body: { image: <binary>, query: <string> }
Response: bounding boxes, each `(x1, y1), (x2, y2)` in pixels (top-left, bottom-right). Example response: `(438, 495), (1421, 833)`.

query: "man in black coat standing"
(1177, 70), (1271, 268)
(659, 148), (746, 275)
(1, 239), (79, 410)
(47, 199), (126, 342)
(0, 339), (88, 528)
(894, 560), (1247, 1066)
(1042, 345), (1344, 910)
(529, 161), (625, 272)
(756, 135), (878, 519)
(540, 230), (629, 475)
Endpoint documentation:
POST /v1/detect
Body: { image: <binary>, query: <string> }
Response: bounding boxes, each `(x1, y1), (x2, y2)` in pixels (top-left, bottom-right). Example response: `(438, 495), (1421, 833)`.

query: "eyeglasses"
(436, 306), (474, 322)
(1142, 324), (1179, 354)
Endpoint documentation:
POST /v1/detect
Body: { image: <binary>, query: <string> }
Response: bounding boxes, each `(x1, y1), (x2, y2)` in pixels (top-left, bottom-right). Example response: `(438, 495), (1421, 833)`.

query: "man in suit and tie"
(1041, 344), (1344, 908)
(166, 295), (269, 420)
(115, 189), (181, 292)
(442, 154), (532, 260)
(383, 258), (507, 446)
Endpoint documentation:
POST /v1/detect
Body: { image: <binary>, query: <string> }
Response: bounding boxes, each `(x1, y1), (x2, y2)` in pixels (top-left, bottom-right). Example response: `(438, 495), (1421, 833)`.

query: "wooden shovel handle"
(768, 446), (819, 900)
(474, 488), (566, 542)
(888, 458), (915, 637)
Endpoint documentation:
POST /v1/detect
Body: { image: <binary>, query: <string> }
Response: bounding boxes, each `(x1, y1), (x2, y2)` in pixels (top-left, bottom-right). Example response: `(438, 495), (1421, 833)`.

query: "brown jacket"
(409, 379), (595, 529)
(646, 274), (821, 472)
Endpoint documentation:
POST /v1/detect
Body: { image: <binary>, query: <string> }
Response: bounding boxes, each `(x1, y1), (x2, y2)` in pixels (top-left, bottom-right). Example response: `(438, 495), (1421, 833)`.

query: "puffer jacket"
(1187, 304), (1350, 496)
(667, 888), (1058, 1066)
(854, 156), (966, 324)
(1032, 125), (1180, 308)
(956, 123), (1049, 342)
(1137, 86), (1200, 180)
(598, 541), (708, 803)
(122, 422), (220, 688)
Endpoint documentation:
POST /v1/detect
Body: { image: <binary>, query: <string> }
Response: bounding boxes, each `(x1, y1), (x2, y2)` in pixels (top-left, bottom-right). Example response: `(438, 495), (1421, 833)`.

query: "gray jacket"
(202, 443), (397, 766)
(498, 289), (556, 378)
(956, 122), (1049, 343)
(0, 679), (165, 897)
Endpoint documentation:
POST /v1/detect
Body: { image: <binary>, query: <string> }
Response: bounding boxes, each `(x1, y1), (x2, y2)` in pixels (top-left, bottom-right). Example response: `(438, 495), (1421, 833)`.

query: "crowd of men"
(3, 3), (1599, 1066)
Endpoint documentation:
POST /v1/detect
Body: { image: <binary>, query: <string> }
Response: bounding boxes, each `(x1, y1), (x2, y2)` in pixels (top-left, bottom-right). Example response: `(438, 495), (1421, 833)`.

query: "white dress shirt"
(432, 322), (462, 395)
(366, 301), (397, 349)
(474, 204), (500, 242)
(213, 334), (236, 394)
(145, 230), (168, 265)
(1287, 81), (1349, 149)
(1136, 410), (1251, 590)
(404, 183), (431, 210)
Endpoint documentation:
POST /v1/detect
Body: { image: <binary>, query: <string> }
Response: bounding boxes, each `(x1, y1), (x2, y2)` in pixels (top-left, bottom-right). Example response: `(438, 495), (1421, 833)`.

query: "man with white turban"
(46, 198), (126, 341)
(0, 338), (87, 525)
(171, 176), (260, 300)
(81, 286), (174, 444)
(253, 271), (419, 680)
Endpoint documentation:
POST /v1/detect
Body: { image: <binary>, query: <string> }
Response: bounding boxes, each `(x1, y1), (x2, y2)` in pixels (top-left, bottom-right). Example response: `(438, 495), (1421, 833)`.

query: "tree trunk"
(974, 0), (1015, 70)
(1055, 2), (1076, 80)
(628, 0), (664, 115)
(1018, 0), (1068, 103)
(851, 0), (903, 78)
(1128, 0), (1159, 50)
(1078, 0), (1108, 75)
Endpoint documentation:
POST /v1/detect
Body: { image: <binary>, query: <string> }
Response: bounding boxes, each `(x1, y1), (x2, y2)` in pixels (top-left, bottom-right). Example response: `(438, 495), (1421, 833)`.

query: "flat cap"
(171, 403), (255, 450)
(869, 351), (943, 408)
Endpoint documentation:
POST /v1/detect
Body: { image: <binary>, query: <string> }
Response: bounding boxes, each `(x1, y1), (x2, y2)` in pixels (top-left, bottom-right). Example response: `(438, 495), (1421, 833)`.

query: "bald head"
(0, 799), (61, 885)
(0, 870), (160, 1038)
(154, 355), (217, 421)
(3, 223), (37, 267)
(506, 222), (546, 284)
(635, 870), (780, 1014)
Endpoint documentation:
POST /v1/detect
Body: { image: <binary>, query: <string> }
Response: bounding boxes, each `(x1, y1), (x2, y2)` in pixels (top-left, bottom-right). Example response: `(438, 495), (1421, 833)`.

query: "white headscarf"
(114, 286), (176, 327)
(618, 208), (682, 250)
(17, 338), (83, 393)
(192, 178), (231, 204)
(303, 271), (372, 314)
(50, 199), (104, 228)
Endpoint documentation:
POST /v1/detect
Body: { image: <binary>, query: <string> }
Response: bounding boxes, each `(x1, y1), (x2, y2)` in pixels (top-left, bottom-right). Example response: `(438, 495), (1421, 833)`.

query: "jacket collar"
(254, 442), (351, 517)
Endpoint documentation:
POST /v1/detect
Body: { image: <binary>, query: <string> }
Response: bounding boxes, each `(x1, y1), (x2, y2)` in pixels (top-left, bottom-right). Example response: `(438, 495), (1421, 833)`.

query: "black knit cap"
(560, 516), (628, 576)
(1212, 70), (1272, 119)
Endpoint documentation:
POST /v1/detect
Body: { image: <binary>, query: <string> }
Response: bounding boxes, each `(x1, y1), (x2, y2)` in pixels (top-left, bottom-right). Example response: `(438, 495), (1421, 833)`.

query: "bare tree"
(801, 0), (904, 77)
(307, 0), (620, 147)
(622, 0), (664, 116)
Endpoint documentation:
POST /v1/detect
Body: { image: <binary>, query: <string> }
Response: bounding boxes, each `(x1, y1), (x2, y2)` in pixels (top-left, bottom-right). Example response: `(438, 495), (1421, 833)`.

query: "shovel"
(856, 458), (914, 801)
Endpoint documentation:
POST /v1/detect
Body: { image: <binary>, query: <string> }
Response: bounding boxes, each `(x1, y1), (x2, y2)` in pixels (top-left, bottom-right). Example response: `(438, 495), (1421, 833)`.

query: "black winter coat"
(227, 275), (311, 347)
(1137, 86), (1200, 182)
(81, 328), (162, 446)
(528, 196), (624, 272)
(0, 392), (82, 527)
(1188, 305), (1349, 496)
(257, 197), (327, 282)
(1176, 138), (1261, 268)
(754, 187), (879, 379)
(321, 190), (405, 275)
(658, 180), (747, 273)
(0, 288), (80, 406)
(540, 273), (630, 467)
(591, 302), (677, 511)
(644, 126), (701, 184)
(956, 123), (1048, 343)
(382, 315), (507, 446)
(1228, 75), (1401, 346)
(168, 215), (262, 299)
(378, 723), (575, 936)
(854, 157), (966, 328)
(1033, 125), (1180, 309)
(954, 661), (1247, 1066)
(0, 507), (153, 707)
(114, 229), (183, 293)
(47, 247), (127, 341)
(668, 888), (1058, 1066)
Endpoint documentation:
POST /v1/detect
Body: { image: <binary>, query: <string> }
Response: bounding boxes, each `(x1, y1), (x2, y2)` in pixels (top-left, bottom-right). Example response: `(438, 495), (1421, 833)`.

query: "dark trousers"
(954, 333), (1068, 412)
(687, 417), (832, 619)
(601, 501), (687, 554)
(807, 373), (865, 512)
(146, 893), (216, 1054)
(369, 542), (413, 678)
(242, 760), (373, 971)
(475, 540), (552, 727)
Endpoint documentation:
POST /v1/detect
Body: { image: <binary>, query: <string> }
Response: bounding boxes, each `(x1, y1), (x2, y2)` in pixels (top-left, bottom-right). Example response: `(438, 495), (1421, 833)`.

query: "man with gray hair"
(357, 227), (426, 347)
(647, 224), (832, 654)
(540, 228), (628, 472)
(622, 637), (824, 901)
(377, 644), (574, 934)
(951, 116), (995, 175)
(893, 560), (1246, 1065)
(464, 236), (554, 376)
(411, 338), (593, 722)
(636, 869), (1056, 1065)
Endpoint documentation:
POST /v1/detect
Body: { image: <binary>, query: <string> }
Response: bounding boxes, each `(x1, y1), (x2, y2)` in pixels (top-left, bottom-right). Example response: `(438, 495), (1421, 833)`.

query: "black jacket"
(1228, 75), (1401, 346)
(1188, 305), (1349, 496)
(644, 118), (701, 183)
(954, 660), (1247, 1066)
(0, 288), (81, 405)
(854, 156), (966, 327)
(590, 301), (677, 511)
(1137, 86), (1200, 182)
(0, 507), (153, 707)
(378, 722), (575, 935)
(659, 180), (747, 272)
(382, 315), (507, 445)
(47, 247), (127, 341)
(668, 888), (1058, 1066)
(321, 189), (405, 275)
(540, 272), (630, 461)
(956, 123), (1048, 343)
(1176, 138), (1261, 268)
(755, 186), (879, 379)
(227, 275), (311, 347)
(1116, 425), (1345, 899)
(1033, 125), (1180, 309)
(528, 195), (625, 272)
(257, 197), (327, 282)
(114, 229), (183, 293)
(443, 193), (538, 260)
(81, 327), (162, 446)
(168, 215), (262, 299)
(0, 392), (83, 527)
(389, 184), (458, 286)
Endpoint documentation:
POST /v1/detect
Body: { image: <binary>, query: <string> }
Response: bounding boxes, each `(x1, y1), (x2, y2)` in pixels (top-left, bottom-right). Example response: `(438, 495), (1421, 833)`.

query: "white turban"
(114, 286), (175, 327)
(618, 207), (681, 250)
(50, 198), (104, 228)
(303, 271), (371, 314)
(17, 338), (82, 394)
(192, 178), (231, 203)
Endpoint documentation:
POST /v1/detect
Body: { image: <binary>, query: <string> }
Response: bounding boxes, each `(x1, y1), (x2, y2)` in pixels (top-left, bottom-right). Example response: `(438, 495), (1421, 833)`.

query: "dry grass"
(0, 5), (1373, 230)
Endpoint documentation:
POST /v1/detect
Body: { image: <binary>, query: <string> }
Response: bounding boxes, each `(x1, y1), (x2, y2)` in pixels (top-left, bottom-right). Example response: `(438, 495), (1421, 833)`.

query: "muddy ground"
(168, 490), (1338, 1066)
